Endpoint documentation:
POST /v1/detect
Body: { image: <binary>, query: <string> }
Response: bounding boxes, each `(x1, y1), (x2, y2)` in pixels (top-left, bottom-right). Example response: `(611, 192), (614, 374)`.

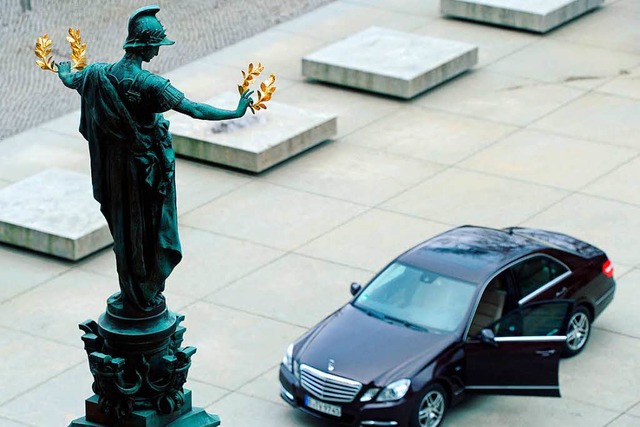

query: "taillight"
(602, 260), (614, 278)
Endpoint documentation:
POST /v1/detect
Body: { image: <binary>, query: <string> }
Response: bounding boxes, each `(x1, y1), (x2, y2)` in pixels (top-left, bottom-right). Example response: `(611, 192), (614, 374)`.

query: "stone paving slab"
(165, 226), (285, 300)
(262, 142), (443, 206)
(185, 29), (329, 83)
(0, 269), (116, 347)
(597, 65), (640, 100)
(630, 401), (640, 418)
(560, 329), (640, 412)
(181, 302), (306, 391)
(173, 158), (251, 215)
(340, 105), (518, 165)
(0, 169), (110, 261)
(181, 181), (368, 251)
(0, 249), (70, 306)
(551, 3), (640, 54)
(441, 0), (605, 33)
(608, 415), (640, 427)
(0, 127), (89, 183)
(346, 0), (441, 17)
(296, 209), (449, 272)
(382, 168), (569, 227)
(273, 1), (428, 41)
(0, 416), (30, 427)
(303, 27), (478, 98)
(171, 92), (337, 172)
(275, 79), (404, 139)
(582, 156), (640, 207)
(209, 393), (328, 427)
(0, 328), (85, 407)
(460, 129), (636, 191)
(0, 363), (89, 427)
(236, 367), (284, 406)
(485, 38), (640, 90)
(532, 92), (640, 149)
(415, 69), (586, 126)
(444, 394), (618, 426)
(209, 253), (371, 328)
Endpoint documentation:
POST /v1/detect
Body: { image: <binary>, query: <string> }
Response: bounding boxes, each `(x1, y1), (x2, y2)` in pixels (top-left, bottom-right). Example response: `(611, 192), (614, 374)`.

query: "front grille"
(300, 364), (362, 403)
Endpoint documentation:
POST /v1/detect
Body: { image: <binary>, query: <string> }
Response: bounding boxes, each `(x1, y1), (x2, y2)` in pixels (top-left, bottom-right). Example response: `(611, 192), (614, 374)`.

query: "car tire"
(411, 383), (448, 427)
(563, 306), (591, 358)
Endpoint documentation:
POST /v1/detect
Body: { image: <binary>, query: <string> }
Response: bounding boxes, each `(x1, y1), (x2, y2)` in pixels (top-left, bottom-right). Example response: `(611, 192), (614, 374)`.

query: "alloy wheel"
(418, 389), (445, 427)
(566, 311), (590, 352)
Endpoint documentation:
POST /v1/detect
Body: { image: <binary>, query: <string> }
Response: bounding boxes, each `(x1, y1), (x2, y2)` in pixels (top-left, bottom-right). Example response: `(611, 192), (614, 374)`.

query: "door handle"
(535, 349), (556, 357)
(555, 287), (567, 297)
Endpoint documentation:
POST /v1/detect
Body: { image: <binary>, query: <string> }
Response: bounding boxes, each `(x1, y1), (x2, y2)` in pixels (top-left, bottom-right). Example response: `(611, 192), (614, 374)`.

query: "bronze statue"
(56, 5), (253, 315)
(36, 5), (274, 425)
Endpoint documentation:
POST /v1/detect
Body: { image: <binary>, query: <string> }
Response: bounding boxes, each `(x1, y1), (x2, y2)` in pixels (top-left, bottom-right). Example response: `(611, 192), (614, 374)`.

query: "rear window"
(509, 228), (603, 258)
(512, 256), (569, 299)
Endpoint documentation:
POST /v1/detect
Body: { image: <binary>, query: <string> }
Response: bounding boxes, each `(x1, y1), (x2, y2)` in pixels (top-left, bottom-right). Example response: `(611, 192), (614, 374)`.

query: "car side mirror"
(350, 282), (362, 296)
(480, 328), (498, 347)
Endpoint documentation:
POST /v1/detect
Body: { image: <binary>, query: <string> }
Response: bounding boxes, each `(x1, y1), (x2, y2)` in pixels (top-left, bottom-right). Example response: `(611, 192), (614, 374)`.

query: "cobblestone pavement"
(0, 0), (334, 140)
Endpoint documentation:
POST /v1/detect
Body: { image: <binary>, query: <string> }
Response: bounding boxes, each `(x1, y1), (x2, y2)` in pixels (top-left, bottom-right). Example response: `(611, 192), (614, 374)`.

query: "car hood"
(297, 304), (458, 385)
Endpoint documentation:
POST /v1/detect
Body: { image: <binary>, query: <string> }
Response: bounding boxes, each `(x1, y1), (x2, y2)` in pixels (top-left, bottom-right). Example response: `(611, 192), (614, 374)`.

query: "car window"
(354, 262), (477, 332)
(491, 301), (571, 338)
(511, 256), (568, 300)
(468, 272), (508, 338)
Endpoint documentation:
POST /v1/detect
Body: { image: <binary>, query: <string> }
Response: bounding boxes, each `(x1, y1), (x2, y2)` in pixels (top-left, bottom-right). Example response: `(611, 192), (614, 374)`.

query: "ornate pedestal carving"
(68, 293), (219, 427)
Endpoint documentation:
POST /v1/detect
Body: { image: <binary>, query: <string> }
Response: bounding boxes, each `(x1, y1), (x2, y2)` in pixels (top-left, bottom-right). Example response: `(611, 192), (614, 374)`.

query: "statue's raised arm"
(174, 88), (254, 120)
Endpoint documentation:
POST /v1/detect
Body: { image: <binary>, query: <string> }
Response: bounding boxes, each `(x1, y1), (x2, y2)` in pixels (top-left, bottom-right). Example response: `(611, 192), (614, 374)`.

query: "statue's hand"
(236, 89), (254, 117)
(57, 61), (75, 88)
(57, 61), (72, 75)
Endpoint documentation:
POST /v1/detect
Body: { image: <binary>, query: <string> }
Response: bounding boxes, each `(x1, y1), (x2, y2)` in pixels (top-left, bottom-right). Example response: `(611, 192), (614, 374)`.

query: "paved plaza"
(1, 0), (640, 426)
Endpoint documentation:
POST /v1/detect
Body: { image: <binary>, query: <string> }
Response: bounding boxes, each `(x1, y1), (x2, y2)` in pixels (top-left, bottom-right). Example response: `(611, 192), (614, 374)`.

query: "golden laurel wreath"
(35, 28), (87, 73)
(237, 62), (276, 114)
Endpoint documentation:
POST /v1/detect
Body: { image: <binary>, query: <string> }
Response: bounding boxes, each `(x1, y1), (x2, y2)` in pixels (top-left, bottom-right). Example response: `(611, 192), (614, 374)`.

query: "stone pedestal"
(0, 168), (111, 260)
(441, 0), (605, 33)
(70, 294), (217, 427)
(302, 26), (478, 99)
(170, 92), (337, 172)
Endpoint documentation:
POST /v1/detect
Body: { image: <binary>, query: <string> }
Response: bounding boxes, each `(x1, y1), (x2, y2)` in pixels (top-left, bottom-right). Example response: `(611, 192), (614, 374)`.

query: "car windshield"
(353, 262), (477, 333)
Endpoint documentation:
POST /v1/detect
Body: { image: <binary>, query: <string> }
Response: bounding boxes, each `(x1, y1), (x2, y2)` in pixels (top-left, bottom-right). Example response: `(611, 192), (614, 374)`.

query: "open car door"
(464, 300), (573, 397)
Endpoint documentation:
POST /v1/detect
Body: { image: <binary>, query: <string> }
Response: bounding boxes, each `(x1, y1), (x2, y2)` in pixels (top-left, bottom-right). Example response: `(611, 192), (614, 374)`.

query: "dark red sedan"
(279, 226), (615, 427)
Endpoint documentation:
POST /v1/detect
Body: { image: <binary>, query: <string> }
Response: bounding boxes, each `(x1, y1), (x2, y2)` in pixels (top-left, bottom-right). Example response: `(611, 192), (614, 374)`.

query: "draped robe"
(71, 63), (184, 313)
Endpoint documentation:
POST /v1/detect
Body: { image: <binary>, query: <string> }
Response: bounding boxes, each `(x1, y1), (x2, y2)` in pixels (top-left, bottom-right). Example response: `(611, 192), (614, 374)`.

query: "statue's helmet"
(123, 5), (174, 49)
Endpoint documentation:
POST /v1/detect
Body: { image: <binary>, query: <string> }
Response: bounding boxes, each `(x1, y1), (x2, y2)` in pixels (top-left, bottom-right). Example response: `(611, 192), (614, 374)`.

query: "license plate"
(304, 395), (342, 417)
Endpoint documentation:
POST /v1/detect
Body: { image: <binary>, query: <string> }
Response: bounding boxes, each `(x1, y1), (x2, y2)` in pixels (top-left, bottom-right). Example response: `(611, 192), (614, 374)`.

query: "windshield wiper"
(385, 315), (429, 332)
(357, 305), (386, 320)
(373, 310), (428, 332)
(356, 305), (429, 332)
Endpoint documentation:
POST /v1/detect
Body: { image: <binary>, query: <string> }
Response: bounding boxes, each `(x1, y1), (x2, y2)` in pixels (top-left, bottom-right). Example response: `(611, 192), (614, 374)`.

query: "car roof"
(398, 225), (548, 284)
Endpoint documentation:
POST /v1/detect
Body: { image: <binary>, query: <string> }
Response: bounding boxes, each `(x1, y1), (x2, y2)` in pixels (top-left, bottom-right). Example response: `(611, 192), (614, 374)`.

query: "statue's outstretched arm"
(173, 90), (254, 121)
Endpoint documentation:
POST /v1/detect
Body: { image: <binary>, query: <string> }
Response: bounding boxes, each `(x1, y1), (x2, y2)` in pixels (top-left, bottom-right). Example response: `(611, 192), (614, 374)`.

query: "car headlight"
(282, 343), (293, 372)
(376, 379), (411, 402)
(360, 387), (380, 402)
